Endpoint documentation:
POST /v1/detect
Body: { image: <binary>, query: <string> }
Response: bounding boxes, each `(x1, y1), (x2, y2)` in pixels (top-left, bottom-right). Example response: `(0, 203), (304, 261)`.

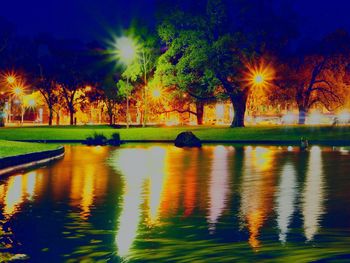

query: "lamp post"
(115, 36), (138, 128)
(5, 73), (18, 123)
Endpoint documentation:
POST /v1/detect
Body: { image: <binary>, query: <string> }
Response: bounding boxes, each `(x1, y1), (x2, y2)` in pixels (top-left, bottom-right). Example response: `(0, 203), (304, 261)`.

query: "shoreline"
(8, 139), (350, 146)
(0, 146), (65, 176)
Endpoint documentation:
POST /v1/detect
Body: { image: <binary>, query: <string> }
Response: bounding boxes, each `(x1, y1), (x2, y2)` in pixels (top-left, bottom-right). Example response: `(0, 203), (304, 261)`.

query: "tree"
(275, 55), (345, 124)
(156, 0), (298, 127)
(274, 30), (350, 125)
(120, 23), (160, 127)
(102, 75), (121, 126)
(52, 40), (93, 125)
(155, 12), (219, 125)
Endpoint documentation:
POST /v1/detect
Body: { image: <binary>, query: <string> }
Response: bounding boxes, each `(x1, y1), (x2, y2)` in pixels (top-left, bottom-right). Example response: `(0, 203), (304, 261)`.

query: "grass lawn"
(0, 125), (349, 142)
(0, 140), (60, 158)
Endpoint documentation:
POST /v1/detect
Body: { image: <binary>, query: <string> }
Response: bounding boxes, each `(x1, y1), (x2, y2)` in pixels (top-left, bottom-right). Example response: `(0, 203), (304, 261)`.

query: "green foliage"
(117, 79), (133, 98)
(85, 132), (108, 146)
(108, 132), (121, 146)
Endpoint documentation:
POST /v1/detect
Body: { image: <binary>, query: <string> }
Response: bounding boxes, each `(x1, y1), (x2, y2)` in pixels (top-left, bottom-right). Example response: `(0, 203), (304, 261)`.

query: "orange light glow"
(244, 60), (275, 89)
(152, 88), (162, 99)
(7, 75), (16, 85)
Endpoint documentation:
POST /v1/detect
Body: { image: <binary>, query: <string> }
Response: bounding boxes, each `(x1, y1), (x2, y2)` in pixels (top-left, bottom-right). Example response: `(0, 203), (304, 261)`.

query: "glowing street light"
(114, 36), (139, 129)
(6, 75), (16, 85)
(245, 60), (275, 89)
(115, 36), (138, 65)
(13, 86), (23, 96)
(253, 73), (265, 86)
(151, 87), (162, 99)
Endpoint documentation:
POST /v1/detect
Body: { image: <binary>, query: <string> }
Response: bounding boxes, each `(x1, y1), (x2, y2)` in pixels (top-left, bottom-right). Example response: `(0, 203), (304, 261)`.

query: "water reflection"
(275, 163), (297, 243)
(0, 144), (348, 262)
(3, 175), (23, 217)
(240, 146), (276, 249)
(207, 146), (230, 233)
(0, 171), (39, 218)
(111, 147), (167, 257)
(302, 146), (325, 241)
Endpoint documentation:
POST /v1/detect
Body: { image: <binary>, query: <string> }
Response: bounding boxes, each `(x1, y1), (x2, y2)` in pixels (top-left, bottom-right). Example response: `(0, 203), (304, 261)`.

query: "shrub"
(108, 132), (121, 146)
(85, 132), (108, 146)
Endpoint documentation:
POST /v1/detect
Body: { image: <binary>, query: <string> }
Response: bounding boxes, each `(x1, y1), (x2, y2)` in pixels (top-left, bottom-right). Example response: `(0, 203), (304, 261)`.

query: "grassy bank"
(0, 140), (60, 158)
(0, 125), (349, 142)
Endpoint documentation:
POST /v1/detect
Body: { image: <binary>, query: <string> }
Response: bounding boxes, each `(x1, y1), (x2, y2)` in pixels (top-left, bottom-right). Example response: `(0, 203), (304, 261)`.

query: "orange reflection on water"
(183, 150), (199, 217)
(159, 148), (183, 218)
(240, 146), (276, 249)
(3, 175), (23, 217)
(1, 171), (39, 217)
(63, 146), (109, 219)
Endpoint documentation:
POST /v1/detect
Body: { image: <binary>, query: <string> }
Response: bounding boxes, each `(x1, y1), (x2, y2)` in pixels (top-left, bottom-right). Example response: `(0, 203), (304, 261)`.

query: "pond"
(0, 144), (349, 262)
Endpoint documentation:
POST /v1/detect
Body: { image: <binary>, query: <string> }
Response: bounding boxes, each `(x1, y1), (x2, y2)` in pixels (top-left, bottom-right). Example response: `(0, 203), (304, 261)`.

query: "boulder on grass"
(174, 131), (202, 148)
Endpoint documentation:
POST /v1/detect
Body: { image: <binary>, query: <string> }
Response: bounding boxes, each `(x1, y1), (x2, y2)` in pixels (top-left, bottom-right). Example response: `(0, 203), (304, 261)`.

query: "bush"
(108, 132), (121, 146)
(85, 132), (108, 146)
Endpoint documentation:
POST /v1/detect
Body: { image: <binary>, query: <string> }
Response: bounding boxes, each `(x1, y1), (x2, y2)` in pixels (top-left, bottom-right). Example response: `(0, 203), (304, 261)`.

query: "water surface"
(0, 144), (349, 262)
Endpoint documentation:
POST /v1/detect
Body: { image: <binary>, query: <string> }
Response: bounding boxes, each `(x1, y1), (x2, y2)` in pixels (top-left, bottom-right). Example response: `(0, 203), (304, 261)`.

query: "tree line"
(1, 0), (350, 127)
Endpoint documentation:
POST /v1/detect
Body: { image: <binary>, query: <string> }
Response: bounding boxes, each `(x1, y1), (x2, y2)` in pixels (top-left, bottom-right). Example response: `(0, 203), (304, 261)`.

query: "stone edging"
(0, 146), (65, 176)
(11, 139), (350, 146)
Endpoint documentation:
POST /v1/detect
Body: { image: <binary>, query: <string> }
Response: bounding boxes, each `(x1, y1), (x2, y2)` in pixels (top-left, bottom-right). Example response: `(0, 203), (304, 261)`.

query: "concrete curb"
(0, 146), (65, 176)
(10, 139), (350, 146)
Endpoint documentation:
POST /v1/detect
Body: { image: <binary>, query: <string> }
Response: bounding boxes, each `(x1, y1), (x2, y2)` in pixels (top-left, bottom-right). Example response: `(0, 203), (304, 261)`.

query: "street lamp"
(115, 36), (138, 128)
(115, 36), (138, 65)
(6, 75), (16, 85)
(253, 73), (265, 86)
(245, 60), (274, 89)
(2, 72), (19, 124)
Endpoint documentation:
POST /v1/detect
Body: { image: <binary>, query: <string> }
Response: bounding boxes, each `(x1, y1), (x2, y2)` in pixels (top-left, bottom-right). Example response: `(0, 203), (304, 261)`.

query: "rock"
(174, 131), (202, 148)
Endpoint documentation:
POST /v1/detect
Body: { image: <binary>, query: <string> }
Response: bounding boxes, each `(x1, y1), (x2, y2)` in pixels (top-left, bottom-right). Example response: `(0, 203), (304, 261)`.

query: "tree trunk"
(48, 107), (53, 126)
(298, 106), (307, 125)
(69, 110), (74, 125)
(108, 112), (113, 126)
(56, 111), (60, 125)
(230, 91), (248, 128)
(196, 100), (204, 125)
(0, 114), (4, 127)
(126, 96), (130, 128)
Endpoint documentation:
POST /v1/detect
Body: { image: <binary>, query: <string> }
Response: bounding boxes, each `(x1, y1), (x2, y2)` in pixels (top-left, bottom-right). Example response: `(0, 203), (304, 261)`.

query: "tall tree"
(156, 0), (298, 127)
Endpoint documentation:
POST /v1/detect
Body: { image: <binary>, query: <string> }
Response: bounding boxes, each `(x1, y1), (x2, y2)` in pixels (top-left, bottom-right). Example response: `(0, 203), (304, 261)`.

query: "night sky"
(0, 0), (350, 42)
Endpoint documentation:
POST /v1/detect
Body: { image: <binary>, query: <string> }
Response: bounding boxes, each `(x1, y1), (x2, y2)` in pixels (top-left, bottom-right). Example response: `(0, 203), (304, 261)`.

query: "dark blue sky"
(0, 0), (350, 42)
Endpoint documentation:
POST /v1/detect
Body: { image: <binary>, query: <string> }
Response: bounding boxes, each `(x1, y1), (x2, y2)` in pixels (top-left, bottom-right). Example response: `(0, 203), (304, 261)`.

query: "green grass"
(0, 140), (60, 158)
(0, 125), (349, 142)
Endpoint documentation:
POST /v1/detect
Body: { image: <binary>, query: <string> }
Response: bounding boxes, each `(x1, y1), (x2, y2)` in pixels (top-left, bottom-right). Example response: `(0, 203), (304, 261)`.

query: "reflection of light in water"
(275, 163), (297, 243)
(184, 155), (197, 216)
(81, 168), (95, 219)
(4, 175), (23, 217)
(254, 147), (274, 171)
(70, 163), (97, 219)
(302, 146), (325, 241)
(207, 146), (229, 233)
(25, 172), (37, 200)
(240, 146), (275, 249)
(0, 184), (4, 200)
(112, 147), (167, 257)
(147, 147), (166, 224)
